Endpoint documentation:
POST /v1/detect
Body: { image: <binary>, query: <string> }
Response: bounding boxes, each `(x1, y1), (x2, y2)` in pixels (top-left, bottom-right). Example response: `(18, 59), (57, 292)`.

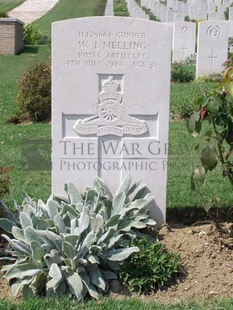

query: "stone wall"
(0, 18), (24, 55)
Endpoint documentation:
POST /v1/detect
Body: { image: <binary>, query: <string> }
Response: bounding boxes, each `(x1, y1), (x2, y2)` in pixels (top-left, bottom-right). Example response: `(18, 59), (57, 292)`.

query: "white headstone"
(198, 7), (208, 20)
(182, 3), (190, 16)
(189, 5), (199, 20)
(156, 4), (163, 19)
(208, 3), (217, 13)
(229, 7), (233, 20)
(52, 17), (172, 226)
(176, 1), (182, 13)
(168, 9), (175, 22)
(167, 0), (174, 8)
(169, 0), (177, 10)
(208, 12), (225, 20)
(200, 0), (208, 9)
(161, 7), (169, 22)
(196, 21), (229, 77)
(172, 21), (196, 62)
(228, 20), (233, 36)
(105, 0), (114, 16)
(174, 12), (184, 21)
(217, 5), (226, 14)
(223, 0), (231, 6)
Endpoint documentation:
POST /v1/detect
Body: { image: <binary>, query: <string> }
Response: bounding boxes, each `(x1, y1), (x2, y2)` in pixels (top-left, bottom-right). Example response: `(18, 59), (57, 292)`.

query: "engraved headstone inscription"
(172, 21), (196, 63)
(196, 21), (229, 78)
(52, 17), (172, 226)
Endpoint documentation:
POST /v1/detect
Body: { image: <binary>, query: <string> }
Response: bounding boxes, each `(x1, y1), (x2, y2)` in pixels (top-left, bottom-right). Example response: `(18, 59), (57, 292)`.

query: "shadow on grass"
(22, 45), (39, 54)
(167, 205), (233, 225)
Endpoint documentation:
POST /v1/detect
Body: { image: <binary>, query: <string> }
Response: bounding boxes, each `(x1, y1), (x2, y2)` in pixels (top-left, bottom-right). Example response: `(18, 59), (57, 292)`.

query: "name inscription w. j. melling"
(66, 31), (159, 70)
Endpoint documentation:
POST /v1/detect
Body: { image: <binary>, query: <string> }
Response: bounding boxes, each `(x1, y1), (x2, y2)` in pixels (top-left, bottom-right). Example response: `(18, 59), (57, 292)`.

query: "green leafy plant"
(23, 24), (44, 45)
(141, 7), (160, 21)
(171, 63), (194, 83)
(119, 237), (181, 294)
(194, 73), (222, 84)
(16, 63), (51, 122)
(187, 67), (233, 211)
(0, 176), (156, 300)
(114, 0), (129, 17)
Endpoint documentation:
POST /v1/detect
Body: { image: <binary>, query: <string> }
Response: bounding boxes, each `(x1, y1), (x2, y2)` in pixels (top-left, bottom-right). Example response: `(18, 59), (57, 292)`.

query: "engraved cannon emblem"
(73, 75), (148, 137)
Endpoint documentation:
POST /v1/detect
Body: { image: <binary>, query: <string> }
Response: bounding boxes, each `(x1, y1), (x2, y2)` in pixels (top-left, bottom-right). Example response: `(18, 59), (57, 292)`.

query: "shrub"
(0, 12), (8, 17)
(182, 54), (196, 66)
(94, 0), (107, 16)
(223, 41), (233, 70)
(114, 0), (129, 17)
(171, 63), (194, 83)
(119, 236), (181, 294)
(177, 100), (196, 119)
(0, 166), (11, 198)
(16, 63), (51, 122)
(23, 24), (44, 45)
(0, 176), (156, 300)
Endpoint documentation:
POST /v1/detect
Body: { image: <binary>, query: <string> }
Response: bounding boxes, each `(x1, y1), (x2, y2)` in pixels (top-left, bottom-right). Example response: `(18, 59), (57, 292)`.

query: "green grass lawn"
(0, 45), (50, 121)
(0, 0), (25, 13)
(0, 297), (233, 310)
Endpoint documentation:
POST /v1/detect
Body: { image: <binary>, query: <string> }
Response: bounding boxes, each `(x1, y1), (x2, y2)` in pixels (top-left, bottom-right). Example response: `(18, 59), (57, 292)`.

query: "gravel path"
(8, 0), (60, 25)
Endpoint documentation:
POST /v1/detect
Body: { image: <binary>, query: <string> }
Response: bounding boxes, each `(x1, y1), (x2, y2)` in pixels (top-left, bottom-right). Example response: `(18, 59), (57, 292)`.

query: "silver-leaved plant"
(0, 175), (156, 300)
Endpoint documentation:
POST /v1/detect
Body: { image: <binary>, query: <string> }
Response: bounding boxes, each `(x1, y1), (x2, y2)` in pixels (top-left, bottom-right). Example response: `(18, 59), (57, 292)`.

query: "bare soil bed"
(0, 222), (232, 304)
(152, 222), (233, 303)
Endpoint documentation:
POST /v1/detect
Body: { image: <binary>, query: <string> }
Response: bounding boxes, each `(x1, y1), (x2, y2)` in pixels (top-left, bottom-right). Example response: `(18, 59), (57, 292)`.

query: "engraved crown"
(102, 76), (119, 93)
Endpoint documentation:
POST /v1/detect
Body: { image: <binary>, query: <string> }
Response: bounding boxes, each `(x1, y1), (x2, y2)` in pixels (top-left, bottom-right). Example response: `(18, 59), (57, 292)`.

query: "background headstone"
(172, 21), (196, 62)
(198, 7), (208, 20)
(52, 17), (172, 226)
(196, 21), (229, 77)
(105, 0), (114, 16)
(229, 7), (233, 20)
(189, 5), (198, 20)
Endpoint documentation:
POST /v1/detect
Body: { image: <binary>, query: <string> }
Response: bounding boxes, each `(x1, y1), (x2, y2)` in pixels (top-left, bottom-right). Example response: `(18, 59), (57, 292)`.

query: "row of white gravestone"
(138, 0), (233, 22)
(124, 1), (230, 77)
(171, 20), (229, 79)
